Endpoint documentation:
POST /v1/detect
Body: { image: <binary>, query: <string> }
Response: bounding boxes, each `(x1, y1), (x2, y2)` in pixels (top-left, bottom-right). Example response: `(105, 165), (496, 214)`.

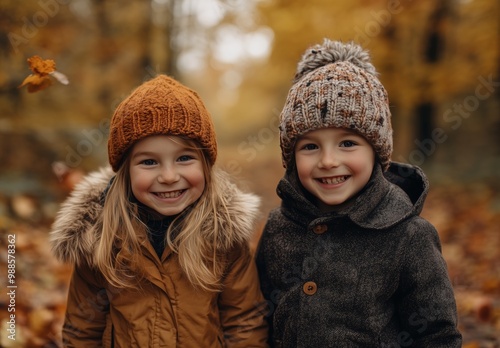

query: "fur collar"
(50, 166), (260, 265)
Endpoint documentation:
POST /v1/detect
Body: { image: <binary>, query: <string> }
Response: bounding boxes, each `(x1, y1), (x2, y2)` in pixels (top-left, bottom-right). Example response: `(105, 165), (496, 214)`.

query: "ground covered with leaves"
(1, 180), (499, 347)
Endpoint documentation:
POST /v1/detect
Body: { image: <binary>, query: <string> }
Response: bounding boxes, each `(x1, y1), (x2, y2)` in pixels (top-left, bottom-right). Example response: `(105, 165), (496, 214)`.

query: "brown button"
(303, 281), (317, 295)
(313, 224), (327, 234)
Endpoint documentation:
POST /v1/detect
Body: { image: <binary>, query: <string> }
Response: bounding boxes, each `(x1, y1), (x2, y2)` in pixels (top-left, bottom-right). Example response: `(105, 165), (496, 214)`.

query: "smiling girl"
(50, 75), (268, 347)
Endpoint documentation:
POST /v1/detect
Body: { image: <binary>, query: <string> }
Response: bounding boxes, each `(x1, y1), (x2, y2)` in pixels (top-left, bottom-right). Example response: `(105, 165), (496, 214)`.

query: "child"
(256, 39), (462, 347)
(50, 75), (268, 347)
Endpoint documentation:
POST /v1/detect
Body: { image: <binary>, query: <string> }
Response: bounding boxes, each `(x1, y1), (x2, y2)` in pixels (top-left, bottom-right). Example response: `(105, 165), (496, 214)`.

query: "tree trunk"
(414, 0), (452, 149)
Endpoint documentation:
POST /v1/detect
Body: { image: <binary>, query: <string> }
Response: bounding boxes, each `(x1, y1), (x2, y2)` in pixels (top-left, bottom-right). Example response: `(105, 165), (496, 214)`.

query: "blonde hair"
(94, 138), (235, 292)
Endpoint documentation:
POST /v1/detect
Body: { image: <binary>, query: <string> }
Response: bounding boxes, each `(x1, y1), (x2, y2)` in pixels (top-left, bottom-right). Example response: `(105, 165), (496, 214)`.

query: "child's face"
(129, 135), (206, 216)
(294, 127), (375, 210)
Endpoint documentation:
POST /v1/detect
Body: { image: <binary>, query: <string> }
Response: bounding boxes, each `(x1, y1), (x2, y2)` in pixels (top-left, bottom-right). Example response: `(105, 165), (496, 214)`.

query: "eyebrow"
(131, 147), (199, 159)
(131, 151), (158, 159)
(338, 130), (363, 138)
(299, 130), (363, 141)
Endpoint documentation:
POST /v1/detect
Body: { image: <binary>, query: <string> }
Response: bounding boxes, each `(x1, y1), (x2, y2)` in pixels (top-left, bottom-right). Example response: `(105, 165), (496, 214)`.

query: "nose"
(318, 148), (340, 169)
(157, 165), (179, 184)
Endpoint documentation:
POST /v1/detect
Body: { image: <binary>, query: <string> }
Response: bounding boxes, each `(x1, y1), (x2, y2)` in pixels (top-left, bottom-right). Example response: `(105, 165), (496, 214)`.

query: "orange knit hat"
(108, 75), (217, 171)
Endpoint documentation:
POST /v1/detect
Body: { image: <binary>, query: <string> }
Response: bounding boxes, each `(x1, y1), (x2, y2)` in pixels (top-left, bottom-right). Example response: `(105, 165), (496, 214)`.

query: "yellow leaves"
(19, 55), (69, 93)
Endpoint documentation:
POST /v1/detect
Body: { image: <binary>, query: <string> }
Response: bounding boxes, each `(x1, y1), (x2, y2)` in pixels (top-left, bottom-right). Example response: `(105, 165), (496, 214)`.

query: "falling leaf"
(27, 55), (56, 76)
(19, 74), (53, 93)
(19, 55), (69, 93)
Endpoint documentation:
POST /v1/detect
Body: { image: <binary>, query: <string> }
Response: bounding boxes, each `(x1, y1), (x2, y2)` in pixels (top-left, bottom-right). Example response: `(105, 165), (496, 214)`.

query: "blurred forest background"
(0, 0), (499, 347)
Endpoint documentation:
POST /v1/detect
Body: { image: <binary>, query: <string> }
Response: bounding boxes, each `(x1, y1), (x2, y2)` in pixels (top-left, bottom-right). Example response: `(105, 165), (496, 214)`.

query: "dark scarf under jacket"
(102, 176), (176, 258)
(256, 162), (462, 347)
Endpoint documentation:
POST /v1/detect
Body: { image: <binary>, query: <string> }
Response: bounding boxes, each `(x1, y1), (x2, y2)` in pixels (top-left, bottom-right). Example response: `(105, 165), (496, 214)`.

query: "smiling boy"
(256, 39), (462, 347)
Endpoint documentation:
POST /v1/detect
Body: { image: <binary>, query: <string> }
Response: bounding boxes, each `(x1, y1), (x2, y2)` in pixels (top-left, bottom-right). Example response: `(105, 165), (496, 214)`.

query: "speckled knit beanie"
(280, 39), (393, 170)
(108, 75), (217, 171)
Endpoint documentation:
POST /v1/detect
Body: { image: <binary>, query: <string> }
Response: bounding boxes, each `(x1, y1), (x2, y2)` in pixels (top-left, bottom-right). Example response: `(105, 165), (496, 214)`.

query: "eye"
(178, 154), (195, 162)
(340, 140), (357, 148)
(140, 159), (157, 166)
(301, 143), (318, 151)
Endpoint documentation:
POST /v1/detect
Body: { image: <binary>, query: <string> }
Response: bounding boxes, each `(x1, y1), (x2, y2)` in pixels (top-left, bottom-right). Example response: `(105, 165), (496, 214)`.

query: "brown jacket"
(50, 167), (268, 347)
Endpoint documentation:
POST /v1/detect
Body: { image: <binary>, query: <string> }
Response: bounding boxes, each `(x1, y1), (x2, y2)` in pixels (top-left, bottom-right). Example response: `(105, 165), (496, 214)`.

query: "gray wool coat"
(256, 162), (462, 347)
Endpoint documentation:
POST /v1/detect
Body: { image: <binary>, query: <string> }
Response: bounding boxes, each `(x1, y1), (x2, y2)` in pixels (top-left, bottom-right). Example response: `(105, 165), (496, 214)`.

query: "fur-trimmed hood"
(50, 166), (261, 265)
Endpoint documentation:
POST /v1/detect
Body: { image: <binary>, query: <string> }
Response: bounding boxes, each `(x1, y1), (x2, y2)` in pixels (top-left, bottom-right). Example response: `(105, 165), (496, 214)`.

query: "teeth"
(320, 176), (348, 185)
(156, 190), (183, 198)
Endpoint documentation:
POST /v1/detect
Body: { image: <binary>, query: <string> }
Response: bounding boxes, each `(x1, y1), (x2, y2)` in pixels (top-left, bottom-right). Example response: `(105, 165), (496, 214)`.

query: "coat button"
(303, 281), (317, 295)
(312, 224), (327, 234)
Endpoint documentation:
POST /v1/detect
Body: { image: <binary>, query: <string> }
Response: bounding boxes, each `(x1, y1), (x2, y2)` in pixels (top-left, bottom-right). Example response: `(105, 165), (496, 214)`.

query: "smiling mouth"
(319, 176), (349, 185)
(154, 190), (185, 199)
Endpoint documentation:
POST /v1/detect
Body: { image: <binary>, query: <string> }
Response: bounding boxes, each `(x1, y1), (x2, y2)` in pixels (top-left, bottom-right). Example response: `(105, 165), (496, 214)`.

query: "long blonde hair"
(94, 139), (236, 292)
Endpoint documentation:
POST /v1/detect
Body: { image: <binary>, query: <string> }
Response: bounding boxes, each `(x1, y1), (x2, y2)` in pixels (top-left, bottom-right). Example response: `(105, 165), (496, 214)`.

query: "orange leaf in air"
(19, 74), (53, 93)
(19, 55), (57, 93)
(27, 55), (56, 76)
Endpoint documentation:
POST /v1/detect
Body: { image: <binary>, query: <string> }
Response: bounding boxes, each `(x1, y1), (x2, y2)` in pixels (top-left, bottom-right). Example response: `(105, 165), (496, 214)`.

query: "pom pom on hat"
(279, 39), (393, 170)
(108, 75), (217, 171)
(294, 40), (377, 82)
